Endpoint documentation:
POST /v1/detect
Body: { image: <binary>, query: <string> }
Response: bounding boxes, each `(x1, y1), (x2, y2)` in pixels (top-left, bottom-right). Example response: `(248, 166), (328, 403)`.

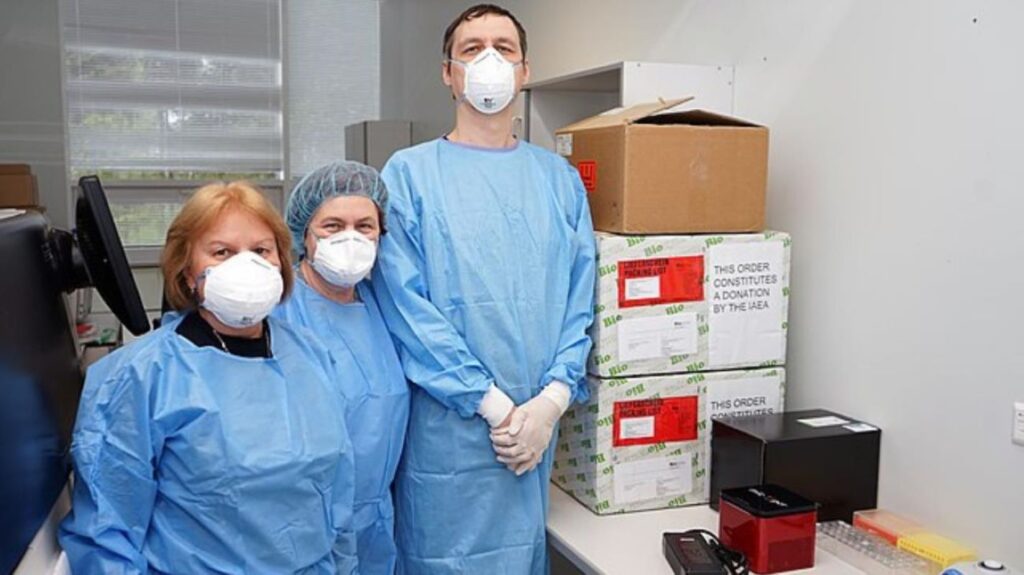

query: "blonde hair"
(161, 181), (294, 311)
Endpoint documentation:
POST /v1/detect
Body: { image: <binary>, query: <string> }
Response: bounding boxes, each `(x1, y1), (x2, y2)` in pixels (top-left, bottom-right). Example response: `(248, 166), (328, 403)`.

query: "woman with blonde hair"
(60, 181), (358, 574)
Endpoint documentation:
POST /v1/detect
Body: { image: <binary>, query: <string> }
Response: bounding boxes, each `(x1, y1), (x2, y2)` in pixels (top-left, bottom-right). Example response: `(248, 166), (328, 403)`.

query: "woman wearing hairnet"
(273, 161), (410, 575)
(60, 181), (357, 574)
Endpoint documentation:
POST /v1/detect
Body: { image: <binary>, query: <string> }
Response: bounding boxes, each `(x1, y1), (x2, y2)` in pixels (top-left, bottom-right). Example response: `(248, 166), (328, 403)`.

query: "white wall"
(286, 0), (381, 176)
(0, 0), (69, 227)
(379, 0), (405, 121)
(379, 0), (462, 142)
(386, 0), (1024, 563)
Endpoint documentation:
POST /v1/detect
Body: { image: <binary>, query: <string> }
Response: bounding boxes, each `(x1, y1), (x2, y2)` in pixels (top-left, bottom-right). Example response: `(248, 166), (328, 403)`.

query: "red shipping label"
(577, 160), (597, 193)
(617, 255), (705, 308)
(612, 396), (699, 447)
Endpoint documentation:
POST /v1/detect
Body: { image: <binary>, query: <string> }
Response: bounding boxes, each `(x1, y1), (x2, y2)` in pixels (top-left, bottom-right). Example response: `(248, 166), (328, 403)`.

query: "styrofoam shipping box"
(552, 367), (785, 515)
(589, 231), (791, 378)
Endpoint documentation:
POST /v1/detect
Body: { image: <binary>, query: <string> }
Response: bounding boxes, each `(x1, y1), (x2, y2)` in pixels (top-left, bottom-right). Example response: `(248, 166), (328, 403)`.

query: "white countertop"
(546, 484), (865, 575)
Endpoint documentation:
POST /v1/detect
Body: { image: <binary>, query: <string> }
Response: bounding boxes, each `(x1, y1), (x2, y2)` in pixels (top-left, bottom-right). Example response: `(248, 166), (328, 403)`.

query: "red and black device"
(718, 484), (817, 574)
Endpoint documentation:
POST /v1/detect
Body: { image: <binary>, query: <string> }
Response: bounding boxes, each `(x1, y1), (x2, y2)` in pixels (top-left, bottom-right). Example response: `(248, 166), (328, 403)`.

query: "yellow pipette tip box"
(897, 532), (976, 568)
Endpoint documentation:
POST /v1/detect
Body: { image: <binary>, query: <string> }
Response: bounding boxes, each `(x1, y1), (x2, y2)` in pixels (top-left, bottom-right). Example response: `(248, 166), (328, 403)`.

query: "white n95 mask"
(451, 47), (520, 114)
(311, 230), (377, 288)
(199, 251), (283, 328)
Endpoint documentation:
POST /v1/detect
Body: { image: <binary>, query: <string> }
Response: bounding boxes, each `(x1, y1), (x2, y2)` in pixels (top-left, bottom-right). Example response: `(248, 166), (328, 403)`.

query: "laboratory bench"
(546, 484), (865, 575)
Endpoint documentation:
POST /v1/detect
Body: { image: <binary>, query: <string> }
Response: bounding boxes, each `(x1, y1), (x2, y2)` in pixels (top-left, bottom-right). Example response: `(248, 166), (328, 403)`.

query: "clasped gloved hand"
(490, 394), (563, 476)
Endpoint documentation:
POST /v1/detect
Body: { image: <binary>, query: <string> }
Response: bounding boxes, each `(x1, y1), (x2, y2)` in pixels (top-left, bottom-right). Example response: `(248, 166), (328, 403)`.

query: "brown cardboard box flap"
(557, 96), (694, 132)
(633, 109), (763, 128)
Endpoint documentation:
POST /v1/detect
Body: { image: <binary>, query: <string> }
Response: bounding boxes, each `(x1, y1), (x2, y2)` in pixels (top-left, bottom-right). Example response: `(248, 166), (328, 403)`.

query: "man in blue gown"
(372, 4), (596, 574)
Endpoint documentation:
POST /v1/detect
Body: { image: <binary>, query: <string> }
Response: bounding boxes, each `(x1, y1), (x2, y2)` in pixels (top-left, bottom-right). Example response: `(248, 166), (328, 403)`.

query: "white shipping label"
(798, 416), (850, 428)
(617, 314), (699, 362)
(707, 242), (786, 367)
(624, 276), (660, 301)
(613, 455), (693, 505)
(707, 377), (783, 420)
(619, 416), (655, 440)
(843, 423), (877, 433)
(555, 133), (573, 156)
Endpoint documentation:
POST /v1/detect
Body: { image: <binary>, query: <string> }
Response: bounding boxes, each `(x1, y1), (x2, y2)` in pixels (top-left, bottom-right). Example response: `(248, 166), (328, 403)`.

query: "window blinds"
(61, 0), (283, 178)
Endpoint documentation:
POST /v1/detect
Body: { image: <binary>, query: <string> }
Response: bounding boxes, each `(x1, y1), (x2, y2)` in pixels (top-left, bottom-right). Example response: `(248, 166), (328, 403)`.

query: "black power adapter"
(663, 530), (748, 575)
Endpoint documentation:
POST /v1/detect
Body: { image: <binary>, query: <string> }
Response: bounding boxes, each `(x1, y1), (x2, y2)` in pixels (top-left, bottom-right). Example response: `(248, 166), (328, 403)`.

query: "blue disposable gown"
(373, 138), (597, 574)
(59, 315), (358, 575)
(273, 277), (410, 575)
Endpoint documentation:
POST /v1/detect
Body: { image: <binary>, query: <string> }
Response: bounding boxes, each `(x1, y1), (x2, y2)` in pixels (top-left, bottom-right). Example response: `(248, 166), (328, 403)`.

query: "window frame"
(75, 179), (285, 267)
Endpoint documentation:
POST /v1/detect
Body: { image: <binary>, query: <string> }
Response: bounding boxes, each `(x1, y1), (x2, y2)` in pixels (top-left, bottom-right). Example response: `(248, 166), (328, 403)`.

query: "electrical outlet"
(1014, 402), (1024, 447)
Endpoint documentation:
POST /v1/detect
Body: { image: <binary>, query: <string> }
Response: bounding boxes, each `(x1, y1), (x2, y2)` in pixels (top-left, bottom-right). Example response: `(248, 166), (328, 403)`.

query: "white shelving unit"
(520, 61), (735, 151)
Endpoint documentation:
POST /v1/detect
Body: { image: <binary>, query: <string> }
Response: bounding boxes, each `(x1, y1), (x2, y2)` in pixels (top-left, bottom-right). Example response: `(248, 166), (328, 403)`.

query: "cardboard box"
(556, 97), (768, 234)
(552, 367), (785, 515)
(589, 231), (790, 378)
(0, 164), (31, 175)
(709, 409), (881, 522)
(0, 174), (39, 208)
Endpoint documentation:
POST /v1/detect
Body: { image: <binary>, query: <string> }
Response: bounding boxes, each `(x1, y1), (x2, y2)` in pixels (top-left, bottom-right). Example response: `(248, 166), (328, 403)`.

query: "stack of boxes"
(551, 97), (791, 514)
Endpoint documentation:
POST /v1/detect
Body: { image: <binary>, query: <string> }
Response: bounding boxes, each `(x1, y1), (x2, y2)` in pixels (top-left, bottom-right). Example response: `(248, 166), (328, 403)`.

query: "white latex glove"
(490, 394), (563, 476)
(477, 383), (515, 428)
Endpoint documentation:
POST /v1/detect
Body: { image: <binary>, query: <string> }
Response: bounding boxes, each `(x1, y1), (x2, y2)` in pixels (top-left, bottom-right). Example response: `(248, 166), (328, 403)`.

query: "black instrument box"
(710, 409), (881, 522)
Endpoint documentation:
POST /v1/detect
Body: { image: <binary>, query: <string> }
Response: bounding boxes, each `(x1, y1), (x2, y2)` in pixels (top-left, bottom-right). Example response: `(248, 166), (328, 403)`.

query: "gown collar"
(441, 135), (521, 153)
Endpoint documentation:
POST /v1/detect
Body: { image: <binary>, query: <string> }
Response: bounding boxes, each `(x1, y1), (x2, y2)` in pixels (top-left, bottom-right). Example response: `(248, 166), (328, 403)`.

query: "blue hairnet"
(286, 161), (389, 256)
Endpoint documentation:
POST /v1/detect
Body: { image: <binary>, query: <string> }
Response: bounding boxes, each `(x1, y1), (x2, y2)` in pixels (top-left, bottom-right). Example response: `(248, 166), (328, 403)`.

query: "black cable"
(679, 529), (749, 575)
